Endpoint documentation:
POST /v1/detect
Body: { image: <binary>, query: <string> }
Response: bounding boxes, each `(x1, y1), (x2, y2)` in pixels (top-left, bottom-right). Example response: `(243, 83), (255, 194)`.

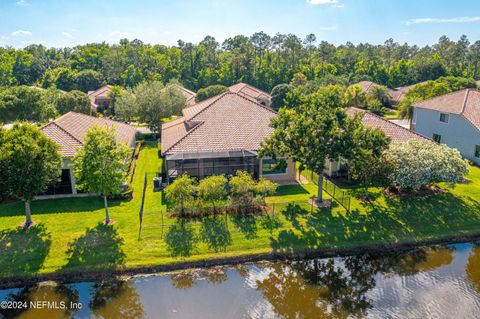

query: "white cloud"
(61, 31), (73, 38)
(16, 0), (28, 6)
(318, 25), (337, 31)
(306, 0), (338, 4)
(406, 16), (480, 25)
(110, 31), (132, 37)
(11, 30), (32, 36)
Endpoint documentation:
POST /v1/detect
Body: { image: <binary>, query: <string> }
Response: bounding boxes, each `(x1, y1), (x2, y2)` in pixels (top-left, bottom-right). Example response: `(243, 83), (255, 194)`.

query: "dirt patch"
(385, 185), (446, 197)
(308, 198), (332, 208)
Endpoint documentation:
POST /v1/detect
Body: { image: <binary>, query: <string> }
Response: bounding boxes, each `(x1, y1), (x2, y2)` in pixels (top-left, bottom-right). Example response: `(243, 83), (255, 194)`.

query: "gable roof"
(172, 84), (197, 106)
(412, 89), (480, 132)
(41, 112), (136, 157)
(229, 82), (271, 101)
(355, 81), (403, 103)
(347, 107), (428, 142)
(161, 92), (277, 155)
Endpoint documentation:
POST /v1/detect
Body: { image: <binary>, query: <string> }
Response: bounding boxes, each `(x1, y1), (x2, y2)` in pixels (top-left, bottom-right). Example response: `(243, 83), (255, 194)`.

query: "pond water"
(1, 242), (480, 318)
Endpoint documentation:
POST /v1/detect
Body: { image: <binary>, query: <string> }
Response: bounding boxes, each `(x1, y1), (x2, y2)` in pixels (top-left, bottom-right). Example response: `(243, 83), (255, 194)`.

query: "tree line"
(1, 33), (479, 94)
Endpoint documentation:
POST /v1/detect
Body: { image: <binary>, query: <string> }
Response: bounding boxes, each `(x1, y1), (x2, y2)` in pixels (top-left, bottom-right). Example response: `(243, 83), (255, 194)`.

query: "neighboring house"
(325, 107), (428, 176)
(40, 112), (137, 197)
(173, 84), (197, 106)
(394, 81), (427, 102)
(412, 88), (480, 165)
(161, 90), (296, 184)
(228, 82), (272, 107)
(88, 85), (112, 112)
(355, 81), (403, 104)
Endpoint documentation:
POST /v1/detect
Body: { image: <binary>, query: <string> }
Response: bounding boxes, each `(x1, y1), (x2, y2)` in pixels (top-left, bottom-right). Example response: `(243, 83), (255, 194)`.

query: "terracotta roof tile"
(41, 112), (136, 157)
(229, 82), (271, 101)
(347, 107), (428, 142)
(355, 81), (403, 103)
(161, 92), (277, 155)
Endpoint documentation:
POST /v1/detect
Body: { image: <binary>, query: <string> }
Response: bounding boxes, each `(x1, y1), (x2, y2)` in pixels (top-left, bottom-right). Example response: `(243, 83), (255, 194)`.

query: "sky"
(1, 0), (480, 48)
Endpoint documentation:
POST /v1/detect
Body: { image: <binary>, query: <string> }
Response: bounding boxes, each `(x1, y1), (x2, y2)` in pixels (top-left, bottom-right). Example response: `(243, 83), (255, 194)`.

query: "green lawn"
(1, 141), (480, 281)
(383, 109), (400, 119)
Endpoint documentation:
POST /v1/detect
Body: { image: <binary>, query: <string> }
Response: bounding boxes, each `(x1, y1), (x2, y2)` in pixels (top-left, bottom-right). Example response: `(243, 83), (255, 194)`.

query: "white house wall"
(413, 107), (480, 165)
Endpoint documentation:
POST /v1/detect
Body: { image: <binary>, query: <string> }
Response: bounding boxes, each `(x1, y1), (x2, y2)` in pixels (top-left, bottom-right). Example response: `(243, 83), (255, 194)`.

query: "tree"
(55, 90), (92, 115)
(344, 85), (366, 108)
(0, 86), (56, 122)
(290, 72), (307, 87)
(164, 174), (196, 214)
(260, 87), (358, 204)
(0, 123), (61, 227)
(349, 125), (391, 199)
(115, 81), (186, 135)
(229, 170), (257, 208)
(74, 69), (104, 92)
(270, 83), (293, 110)
(367, 85), (390, 106)
(197, 175), (227, 213)
(72, 125), (131, 223)
(255, 177), (278, 203)
(385, 140), (468, 191)
(195, 84), (228, 102)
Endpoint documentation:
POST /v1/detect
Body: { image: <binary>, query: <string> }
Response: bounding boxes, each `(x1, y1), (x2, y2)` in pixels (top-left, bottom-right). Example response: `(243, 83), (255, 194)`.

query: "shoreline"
(1, 232), (480, 290)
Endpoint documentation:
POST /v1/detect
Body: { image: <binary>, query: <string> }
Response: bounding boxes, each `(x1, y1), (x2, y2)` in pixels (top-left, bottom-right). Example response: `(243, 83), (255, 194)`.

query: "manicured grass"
(1, 141), (480, 281)
(383, 109), (400, 119)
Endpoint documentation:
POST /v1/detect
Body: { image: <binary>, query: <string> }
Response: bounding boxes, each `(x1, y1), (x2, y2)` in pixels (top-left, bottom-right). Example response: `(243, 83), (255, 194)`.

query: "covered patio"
(164, 150), (259, 182)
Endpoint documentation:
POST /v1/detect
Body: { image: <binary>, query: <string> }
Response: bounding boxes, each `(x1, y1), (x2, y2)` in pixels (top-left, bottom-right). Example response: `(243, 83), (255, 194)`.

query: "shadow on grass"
(259, 213), (283, 234)
(165, 220), (196, 257)
(200, 216), (232, 252)
(62, 223), (125, 272)
(274, 184), (311, 196)
(0, 224), (51, 278)
(271, 188), (480, 254)
(0, 197), (119, 217)
(230, 214), (258, 239)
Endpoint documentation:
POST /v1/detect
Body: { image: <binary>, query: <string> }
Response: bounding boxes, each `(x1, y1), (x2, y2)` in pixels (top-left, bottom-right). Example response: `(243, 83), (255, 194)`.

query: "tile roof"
(41, 112), (136, 157)
(173, 84), (197, 106)
(412, 89), (480, 132)
(355, 81), (403, 103)
(88, 85), (112, 109)
(347, 107), (428, 142)
(161, 92), (277, 155)
(228, 82), (271, 102)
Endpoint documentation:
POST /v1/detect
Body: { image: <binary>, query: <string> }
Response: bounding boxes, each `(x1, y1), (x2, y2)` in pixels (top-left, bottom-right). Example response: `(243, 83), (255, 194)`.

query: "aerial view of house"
(412, 88), (480, 165)
(88, 85), (112, 112)
(40, 112), (136, 196)
(161, 86), (295, 184)
(2, 1), (480, 318)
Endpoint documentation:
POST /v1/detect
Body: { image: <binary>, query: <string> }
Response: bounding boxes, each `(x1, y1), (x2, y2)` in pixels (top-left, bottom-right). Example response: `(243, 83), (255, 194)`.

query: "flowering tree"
(386, 140), (468, 191)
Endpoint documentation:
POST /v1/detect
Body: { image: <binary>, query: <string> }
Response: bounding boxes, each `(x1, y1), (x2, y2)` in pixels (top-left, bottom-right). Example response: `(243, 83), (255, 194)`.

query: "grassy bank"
(1, 141), (480, 282)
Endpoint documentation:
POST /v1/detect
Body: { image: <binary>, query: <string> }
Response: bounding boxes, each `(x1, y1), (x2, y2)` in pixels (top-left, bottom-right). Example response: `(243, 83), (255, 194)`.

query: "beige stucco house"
(40, 112), (137, 197)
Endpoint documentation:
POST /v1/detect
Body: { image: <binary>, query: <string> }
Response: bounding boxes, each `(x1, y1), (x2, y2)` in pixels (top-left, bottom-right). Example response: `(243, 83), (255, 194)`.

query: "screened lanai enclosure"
(164, 150), (260, 182)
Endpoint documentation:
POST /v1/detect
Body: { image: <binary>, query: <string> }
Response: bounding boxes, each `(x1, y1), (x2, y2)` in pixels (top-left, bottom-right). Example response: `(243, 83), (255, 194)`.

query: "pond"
(1, 242), (480, 318)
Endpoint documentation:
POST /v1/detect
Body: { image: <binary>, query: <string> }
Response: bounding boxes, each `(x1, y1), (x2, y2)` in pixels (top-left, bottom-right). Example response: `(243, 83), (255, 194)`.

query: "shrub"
(164, 174), (196, 214)
(385, 140), (469, 191)
(197, 175), (228, 213)
(195, 85), (228, 102)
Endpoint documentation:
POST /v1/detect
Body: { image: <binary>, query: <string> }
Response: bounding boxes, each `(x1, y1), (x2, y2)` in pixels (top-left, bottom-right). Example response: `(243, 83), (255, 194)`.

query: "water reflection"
(466, 244), (480, 293)
(0, 282), (79, 319)
(89, 279), (144, 319)
(1, 244), (479, 319)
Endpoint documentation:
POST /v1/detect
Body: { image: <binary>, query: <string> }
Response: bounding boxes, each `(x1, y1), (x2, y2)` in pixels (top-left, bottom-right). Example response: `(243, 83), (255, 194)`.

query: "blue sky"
(1, 0), (480, 48)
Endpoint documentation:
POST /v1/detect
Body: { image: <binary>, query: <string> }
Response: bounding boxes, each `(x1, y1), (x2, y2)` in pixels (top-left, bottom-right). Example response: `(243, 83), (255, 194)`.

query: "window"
(475, 145), (480, 158)
(262, 158), (288, 175)
(433, 133), (442, 143)
(440, 113), (449, 123)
